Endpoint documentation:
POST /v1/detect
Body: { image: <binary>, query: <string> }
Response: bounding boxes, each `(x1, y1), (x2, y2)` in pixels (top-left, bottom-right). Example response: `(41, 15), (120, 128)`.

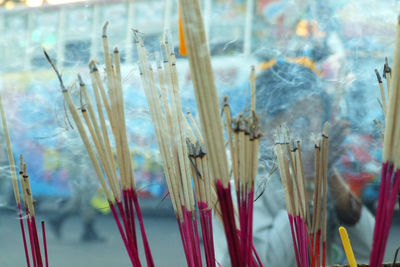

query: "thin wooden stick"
(223, 98), (238, 190)
(78, 75), (120, 199)
(114, 46), (136, 191)
(321, 123), (329, 267)
(383, 18), (400, 163)
(43, 49), (112, 202)
(375, 69), (387, 116)
(41, 221), (49, 267)
(0, 93), (20, 204)
(249, 65), (256, 112)
(179, 0), (230, 186)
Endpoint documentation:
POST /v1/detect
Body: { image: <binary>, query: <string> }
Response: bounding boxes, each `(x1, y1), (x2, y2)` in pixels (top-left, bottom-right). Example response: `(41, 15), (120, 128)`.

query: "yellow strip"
(258, 57), (321, 76)
(339, 226), (357, 267)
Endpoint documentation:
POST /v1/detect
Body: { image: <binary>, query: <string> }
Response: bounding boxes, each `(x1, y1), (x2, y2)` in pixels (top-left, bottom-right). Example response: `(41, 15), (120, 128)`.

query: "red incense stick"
(18, 203), (31, 267)
(41, 222), (48, 267)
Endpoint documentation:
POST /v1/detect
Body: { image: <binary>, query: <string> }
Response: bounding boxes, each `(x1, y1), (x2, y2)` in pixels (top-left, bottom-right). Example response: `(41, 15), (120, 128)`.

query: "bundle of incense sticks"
(274, 123), (329, 267)
(0, 95), (49, 267)
(369, 16), (400, 267)
(19, 156), (50, 267)
(43, 22), (154, 267)
(186, 114), (216, 267)
(134, 32), (207, 266)
(222, 95), (263, 266)
(177, 0), (264, 266)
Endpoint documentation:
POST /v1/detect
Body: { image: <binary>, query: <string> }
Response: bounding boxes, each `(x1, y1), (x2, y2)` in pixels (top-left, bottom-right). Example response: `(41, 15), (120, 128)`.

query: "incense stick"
(136, 33), (206, 266)
(274, 123), (329, 267)
(375, 69), (387, 116)
(41, 221), (49, 267)
(17, 156), (48, 267)
(370, 16), (400, 267)
(44, 21), (155, 266)
(0, 94), (36, 267)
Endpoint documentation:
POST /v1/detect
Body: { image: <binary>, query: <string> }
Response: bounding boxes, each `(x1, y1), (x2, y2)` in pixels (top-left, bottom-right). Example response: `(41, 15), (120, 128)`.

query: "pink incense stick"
(31, 217), (43, 267)
(41, 221), (48, 267)
(116, 198), (142, 266)
(247, 191), (255, 266)
(198, 209), (210, 267)
(370, 162), (392, 266)
(316, 230), (321, 267)
(182, 209), (195, 267)
(17, 203), (30, 267)
(26, 215), (37, 267)
(123, 189), (137, 251)
(131, 189), (154, 267)
(206, 210), (216, 266)
(288, 214), (300, 267)
(302, 219), (310, 267)
(216, 180), (241, 267)
(198, 202), (215, 267)
(376, 171), (400, 266)
(191, 211), (203, 267)
(177, 219), (192, 266)
(126, 190), (138, 252)
(252, 243), (263, 267)
(109, 201), (138, 266)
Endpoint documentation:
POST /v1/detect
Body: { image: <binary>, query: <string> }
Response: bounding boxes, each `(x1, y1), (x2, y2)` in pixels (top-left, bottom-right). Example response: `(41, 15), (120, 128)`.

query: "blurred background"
(0, 0), (399, 266)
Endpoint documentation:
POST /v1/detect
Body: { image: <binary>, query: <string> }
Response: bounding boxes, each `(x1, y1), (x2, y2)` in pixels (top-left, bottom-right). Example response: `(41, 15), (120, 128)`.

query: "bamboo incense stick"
(375, 69), (387, 116)
(384, 57), (392, 95)
(0, 93), (20, 204)
(44, 47), (155, 266)
(0, 93), (32, 267)
(370, 17), (400, 267)
(18, 158), (48, 267)
(179, 0), (229, 187)
(178, 1), (250, 265)
(249, 66), (256, 112)
(321, 123), (329, 267)
(41, 221), (49, 267)
(274, 123), (329, 267)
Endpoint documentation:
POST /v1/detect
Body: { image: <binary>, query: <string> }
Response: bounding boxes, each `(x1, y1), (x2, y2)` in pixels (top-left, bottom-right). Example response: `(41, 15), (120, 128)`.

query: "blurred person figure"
(214, 60), (374, 266)
(49, 133), (107, 242)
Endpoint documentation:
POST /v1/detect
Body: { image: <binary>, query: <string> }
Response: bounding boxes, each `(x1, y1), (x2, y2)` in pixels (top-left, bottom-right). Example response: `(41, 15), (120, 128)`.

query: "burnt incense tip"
(88, 60), (98, 72)
(138, 64), (143, 75)
(133, 31), (140, 44)
(164, 29), (170, 44)
(113, 46), (119, 53)
(375, 69), (383, 83)
(132, 28), (144, 44)
(155, 52), (162, 69)
(77, 74), (85, 86)
(383, 58), (392, 78)
(222, 96), (229, 106)
(160, 43), (169, 62)
(42, 48), (50, 60)
(102, 21), (109, 38)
